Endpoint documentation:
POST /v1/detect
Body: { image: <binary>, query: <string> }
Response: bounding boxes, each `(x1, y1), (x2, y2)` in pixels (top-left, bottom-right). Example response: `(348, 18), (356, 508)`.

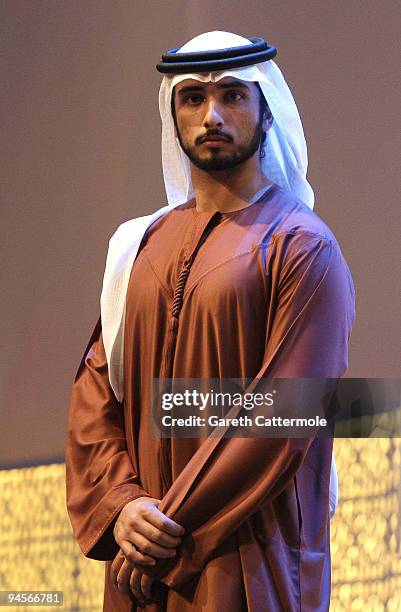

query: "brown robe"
(66, 184), (355, 611)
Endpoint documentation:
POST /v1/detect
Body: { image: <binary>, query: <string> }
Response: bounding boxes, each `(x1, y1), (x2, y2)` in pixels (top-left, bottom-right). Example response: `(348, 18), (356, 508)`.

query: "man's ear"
(263, 106), (273, 127)
(263, 108), (274, 132)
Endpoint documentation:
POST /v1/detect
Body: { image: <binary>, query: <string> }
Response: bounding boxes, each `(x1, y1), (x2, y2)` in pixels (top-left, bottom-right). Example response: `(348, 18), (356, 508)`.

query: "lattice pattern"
(330, 439), (401, 611)
(0, 465), (103, 611)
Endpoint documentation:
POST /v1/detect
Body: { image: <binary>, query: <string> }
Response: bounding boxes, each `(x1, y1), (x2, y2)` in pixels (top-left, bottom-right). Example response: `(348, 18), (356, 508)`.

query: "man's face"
(172, 77), (269, 172)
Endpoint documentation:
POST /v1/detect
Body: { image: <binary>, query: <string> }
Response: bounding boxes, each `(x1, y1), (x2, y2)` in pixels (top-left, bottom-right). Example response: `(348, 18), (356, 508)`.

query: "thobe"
(66, 184), (355, 611)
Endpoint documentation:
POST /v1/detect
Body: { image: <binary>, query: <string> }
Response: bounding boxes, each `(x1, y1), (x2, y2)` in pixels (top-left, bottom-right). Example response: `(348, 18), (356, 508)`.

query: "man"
(66, 31), (355, 611)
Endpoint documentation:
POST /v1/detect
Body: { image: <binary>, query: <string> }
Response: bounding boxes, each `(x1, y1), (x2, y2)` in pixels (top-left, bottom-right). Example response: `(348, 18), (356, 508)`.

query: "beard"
(175, 121), (265, 172)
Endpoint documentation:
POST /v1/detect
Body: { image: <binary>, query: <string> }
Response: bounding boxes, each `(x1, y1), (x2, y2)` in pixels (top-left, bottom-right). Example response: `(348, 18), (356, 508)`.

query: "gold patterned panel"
(0, 465), (104, 612)
(0, 442), (400, 610)
(330, 439), (401, 611)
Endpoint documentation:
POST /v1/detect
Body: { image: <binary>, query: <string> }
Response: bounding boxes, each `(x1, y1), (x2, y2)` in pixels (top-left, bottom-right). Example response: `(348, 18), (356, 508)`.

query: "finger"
(142, 506), (185, 537)
(120, 540), (156, 567)
(128, 532), (178, 560)
(130, 568), (147, 605)
(111, 550), (125, 590)
(116, 559), (135, 598)
(141, 574), (155, 601)
(132, 521), (183, 548)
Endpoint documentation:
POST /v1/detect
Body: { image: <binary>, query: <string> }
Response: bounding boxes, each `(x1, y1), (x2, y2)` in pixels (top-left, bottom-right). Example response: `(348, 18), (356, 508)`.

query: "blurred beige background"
(1, 0), (400, 467)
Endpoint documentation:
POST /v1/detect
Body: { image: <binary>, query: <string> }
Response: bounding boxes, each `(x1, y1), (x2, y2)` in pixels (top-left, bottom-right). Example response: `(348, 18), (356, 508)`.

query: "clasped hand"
(111, 497), (185, 604)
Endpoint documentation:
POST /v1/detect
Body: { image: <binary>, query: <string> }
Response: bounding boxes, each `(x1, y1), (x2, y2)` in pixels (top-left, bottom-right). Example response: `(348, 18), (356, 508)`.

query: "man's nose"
(203, 99), (224, 128)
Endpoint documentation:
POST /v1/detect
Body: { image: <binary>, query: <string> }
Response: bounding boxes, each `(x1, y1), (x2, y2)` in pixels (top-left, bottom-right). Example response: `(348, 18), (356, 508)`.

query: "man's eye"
(226, 91), (243, 102)
(185, 94), (204, 105)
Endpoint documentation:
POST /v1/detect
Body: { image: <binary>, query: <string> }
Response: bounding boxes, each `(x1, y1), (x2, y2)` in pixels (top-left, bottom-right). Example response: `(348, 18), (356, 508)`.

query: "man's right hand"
(113, 496), (185, 567)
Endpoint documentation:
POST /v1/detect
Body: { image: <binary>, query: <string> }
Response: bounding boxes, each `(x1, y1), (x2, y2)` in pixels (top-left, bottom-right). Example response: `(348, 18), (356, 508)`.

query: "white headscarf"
(159, 31), (315, 209)
(99, 31), (338, 518)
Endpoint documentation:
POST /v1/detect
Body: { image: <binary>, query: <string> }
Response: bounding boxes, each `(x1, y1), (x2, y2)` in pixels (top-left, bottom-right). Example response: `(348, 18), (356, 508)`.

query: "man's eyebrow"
(176, 81), (251, 95)
(217, 81), (251, 91)
(176, 84), (206, 95)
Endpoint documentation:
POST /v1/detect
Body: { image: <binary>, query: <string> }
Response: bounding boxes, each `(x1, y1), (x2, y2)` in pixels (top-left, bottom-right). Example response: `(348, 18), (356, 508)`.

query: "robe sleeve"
(151, 230), (356, 588)
(65, 317), (151, 561)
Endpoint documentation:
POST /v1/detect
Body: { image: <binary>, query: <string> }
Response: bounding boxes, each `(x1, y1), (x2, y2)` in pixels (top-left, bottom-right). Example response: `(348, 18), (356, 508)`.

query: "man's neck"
(190, 157), (272, 214)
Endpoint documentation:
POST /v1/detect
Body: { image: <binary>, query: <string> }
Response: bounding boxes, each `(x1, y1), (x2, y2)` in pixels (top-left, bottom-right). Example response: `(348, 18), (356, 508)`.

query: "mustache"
(196, 129), (233, 145)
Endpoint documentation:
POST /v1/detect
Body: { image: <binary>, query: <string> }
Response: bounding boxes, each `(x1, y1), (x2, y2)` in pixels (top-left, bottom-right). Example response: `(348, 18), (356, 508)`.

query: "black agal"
(156, 37), (277, 74)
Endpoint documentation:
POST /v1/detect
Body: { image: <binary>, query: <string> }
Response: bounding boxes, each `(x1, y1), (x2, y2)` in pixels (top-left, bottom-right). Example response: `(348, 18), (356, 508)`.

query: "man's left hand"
(130, 566), (155, 605)
(111, 549), (155, 604)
